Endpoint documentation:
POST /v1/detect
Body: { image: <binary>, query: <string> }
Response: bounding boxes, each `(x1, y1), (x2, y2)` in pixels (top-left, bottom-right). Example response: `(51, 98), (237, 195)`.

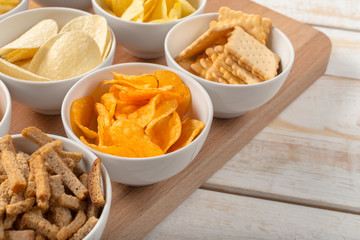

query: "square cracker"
(175, 23), (235, 61)
(218, 6), (272, 44)
(225, 26), (280, 81)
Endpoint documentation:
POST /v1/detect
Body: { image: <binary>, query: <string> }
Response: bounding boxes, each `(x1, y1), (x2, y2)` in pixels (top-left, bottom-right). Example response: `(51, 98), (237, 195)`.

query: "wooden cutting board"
(14, 0), (332, 239)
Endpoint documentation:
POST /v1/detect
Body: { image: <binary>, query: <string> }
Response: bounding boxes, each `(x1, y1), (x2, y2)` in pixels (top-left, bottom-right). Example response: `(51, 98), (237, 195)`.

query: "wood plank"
(204, 75), (360, 213)
(13, 1), (331, 239)
(145, 189), (360, 239)
(252, 0), (360, 31)
(315, 27), (360, 79)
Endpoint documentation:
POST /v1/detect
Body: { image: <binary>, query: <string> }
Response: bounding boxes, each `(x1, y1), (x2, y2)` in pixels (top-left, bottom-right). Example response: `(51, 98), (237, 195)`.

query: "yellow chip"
(147, 0), (167, 22)
(0, 58), (50, 81)
(121, 0), (145, 21)
(178, 0), (195, 17)
(0, 19), (58, 55)
(60, 15), (109, 57)
(111, 0), (132, 17)
(28, 31), (102, 80)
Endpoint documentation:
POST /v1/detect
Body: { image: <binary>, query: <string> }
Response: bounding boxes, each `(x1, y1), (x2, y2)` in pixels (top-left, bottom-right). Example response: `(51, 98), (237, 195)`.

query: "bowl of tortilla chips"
(92, 0), (207, 59)
(0, 7), (116, 115)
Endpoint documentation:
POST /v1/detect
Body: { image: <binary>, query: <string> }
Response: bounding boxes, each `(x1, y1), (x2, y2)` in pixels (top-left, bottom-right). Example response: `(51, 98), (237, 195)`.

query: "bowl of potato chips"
(0, 127), (111, 239)
(61, 62), (213, 186)
(0, 0), (29, 22)
(0, 7), (116, 115)
(165, 9), (295, 118)
(32, 0), (92, 10)
(0, 80), (11, 137)
(92, 0), (207, 59)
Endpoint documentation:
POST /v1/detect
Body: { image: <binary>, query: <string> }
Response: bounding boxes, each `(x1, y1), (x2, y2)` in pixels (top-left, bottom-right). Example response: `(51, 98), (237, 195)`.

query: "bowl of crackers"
(0, 80), (11, 137)
(0, 126), (111, 240)
(0, 7), (116, 115)
(92, 0), (207, 59)
(0, 0), (29, 22)
(165, 7), (295, 118)
(61, 62), (213, 186)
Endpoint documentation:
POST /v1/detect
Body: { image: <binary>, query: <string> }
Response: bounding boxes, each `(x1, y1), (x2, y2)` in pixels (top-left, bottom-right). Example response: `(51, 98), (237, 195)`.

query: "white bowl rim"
(91, 0), (207, 26)
(0, 7), (116, 86)
(62, 62), (213, 162)
(0, 80), (11, 126)
(0, 0), (28, 21)
(165, 12), (295, 89)
(10, 133), (112, 239)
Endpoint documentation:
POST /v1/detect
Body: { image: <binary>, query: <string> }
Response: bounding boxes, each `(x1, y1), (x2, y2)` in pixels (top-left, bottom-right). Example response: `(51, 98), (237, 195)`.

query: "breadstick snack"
(0, 127), (107, 239)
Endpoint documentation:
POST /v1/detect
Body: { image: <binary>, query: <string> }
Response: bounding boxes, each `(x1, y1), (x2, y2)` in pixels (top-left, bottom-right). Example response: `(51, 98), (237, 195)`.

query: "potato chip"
(70, 96), (98, 140)
(95, 103), (112, 146)
(28, 31), (102, 80)
(103, 118), (164, 157)
(102, 27), (113, 61)
(145, 97), (178, 133)
(146, 111), (181, 152)
(100, 93), (117, 120)
(60, 15), (109, 57)
(128, 94), (161, 127)
(0, 19), (58, 55)
(114, 101), (140, 119)
(103, 72), (159, 88)
(152, 70), (190, 118)
(168, 118), (205, 152)
(0, 58), (50, 81)
(2, 49), (38, 63)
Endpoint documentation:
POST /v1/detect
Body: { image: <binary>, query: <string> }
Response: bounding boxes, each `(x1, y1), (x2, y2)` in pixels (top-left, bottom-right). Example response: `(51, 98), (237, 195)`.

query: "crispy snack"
(4, 230), (35, 240)
(70, 216), (98, 240)
(88, 158), (105, 208)
(21, 127), (53, 146)
(21, 211), (59, 239)
(57, 210), (86, 240)
(40, 146), (88, 200)
(225, 26), (280, 80)
(1, 149), (26, 194)
(0, 128), (104, 239)
(58, 194), (87, 211)
(30, 154), (50, 203)
(6, 197), (35, 215)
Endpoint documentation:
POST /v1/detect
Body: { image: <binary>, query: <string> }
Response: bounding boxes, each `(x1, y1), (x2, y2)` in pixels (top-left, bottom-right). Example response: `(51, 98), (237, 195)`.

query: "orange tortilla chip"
(168, 118), (205, 152)
(70, 97), (98, 139)
(146, 111), (181, 152)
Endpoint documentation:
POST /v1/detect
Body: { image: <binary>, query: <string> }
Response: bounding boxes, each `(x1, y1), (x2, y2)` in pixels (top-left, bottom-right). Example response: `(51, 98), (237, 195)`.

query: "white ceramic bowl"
(61, 62), (213, 186)
(0, 7), (116, 115)
(11, 133), (112, 240)
(0, 0), (29, 22)
(32, 0), (92, 10)
(92, 0), (207, 59)
(165, 13), (295, 118)
(0, 80), (11, 137)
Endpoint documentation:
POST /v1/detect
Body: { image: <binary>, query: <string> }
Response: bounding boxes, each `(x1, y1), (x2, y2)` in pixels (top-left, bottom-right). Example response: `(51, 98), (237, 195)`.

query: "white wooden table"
(145, 0), (360, 239)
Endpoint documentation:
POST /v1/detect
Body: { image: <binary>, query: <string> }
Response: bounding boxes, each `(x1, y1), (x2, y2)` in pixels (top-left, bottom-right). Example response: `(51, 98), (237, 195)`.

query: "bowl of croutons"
(0, 127), (111, 240)
(165, 8), (295, 118)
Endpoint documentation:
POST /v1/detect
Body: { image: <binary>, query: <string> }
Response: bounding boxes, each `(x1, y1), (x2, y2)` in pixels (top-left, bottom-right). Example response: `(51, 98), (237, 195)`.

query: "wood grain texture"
(145, 189), (360, 240)
(316, 27), (360, 79)
(16, 1), (331, 239)
(252, 0), (360, 31)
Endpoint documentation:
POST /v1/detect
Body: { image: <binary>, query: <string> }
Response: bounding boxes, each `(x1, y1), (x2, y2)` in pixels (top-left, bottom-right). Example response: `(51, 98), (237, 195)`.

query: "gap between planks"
(200, 184), (360, 216)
